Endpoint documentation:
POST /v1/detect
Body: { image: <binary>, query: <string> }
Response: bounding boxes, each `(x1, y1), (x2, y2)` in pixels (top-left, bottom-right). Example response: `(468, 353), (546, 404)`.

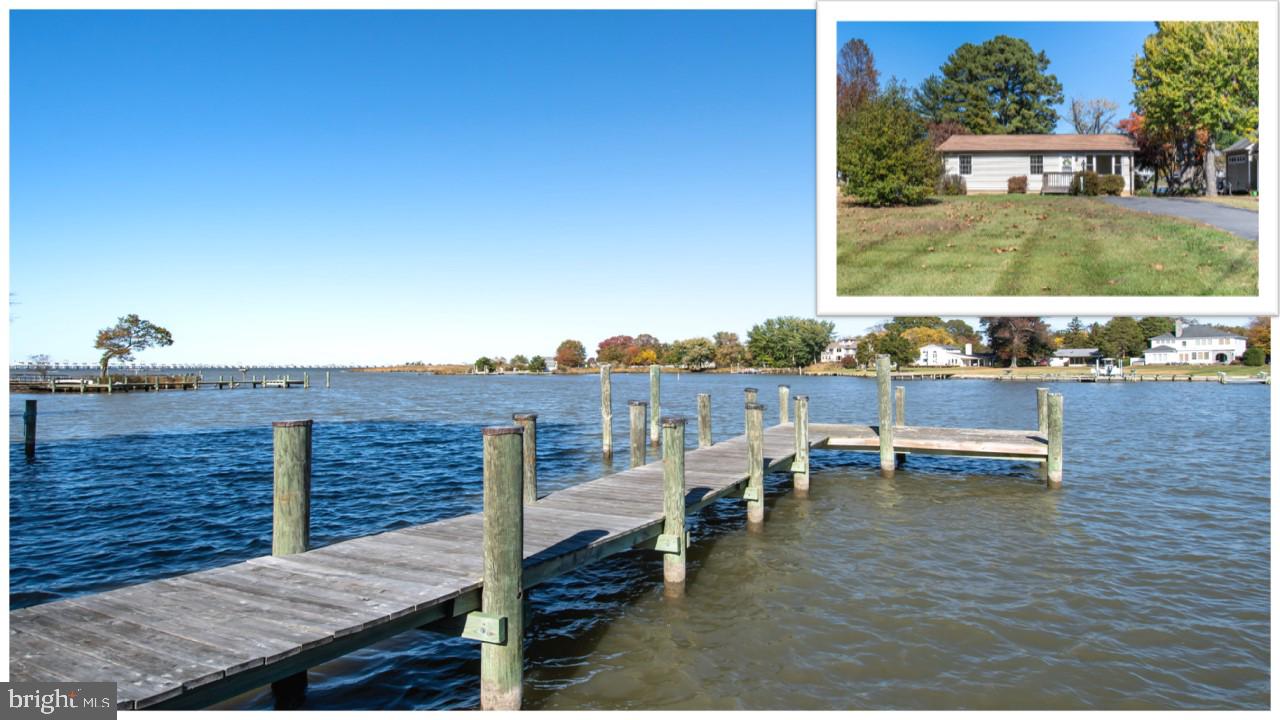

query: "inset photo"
(816, 1), (1277, 316)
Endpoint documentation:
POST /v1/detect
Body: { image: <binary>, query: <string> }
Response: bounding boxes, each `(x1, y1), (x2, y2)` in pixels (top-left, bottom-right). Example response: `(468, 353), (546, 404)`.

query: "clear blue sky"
(835, 21), (1157, 133)
(11, 10), (817, 365)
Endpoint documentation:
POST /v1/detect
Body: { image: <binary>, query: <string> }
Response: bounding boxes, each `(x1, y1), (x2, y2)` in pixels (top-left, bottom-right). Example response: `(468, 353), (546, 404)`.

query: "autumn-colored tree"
(596, 335), (635, 366)
(555, 340), (586, 369)
(901, 326), (956, 347)
(837, 37), (879, 122)
(926, 121), (969, 149)
(94, 314), (173, 381)
(632, 348), (658, 366)
(626, 334), (661, 366)
(981, 317), (1053, 367)
(1133, 21), (1259, 197)
(1246, 317), (1270, 358)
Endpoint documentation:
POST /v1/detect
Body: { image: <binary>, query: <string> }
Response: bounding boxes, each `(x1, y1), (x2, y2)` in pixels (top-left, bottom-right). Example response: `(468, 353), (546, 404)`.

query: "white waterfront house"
(916, 343), (992, 367)
(1143, 320), (1247, 365)
(821, 337), (859, 364)
(1049, 348), (1104, 367)
(937, 134), (1138, 195)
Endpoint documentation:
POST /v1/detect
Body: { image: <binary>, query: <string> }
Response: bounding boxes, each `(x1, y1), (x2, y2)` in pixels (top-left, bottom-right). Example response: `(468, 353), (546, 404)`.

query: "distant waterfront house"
(937, 134), (1137, 195)
(916, 343), (993, 367)
(1049, 348), (1103, 367)
(821, 337), (859, 364)
(1224, 138), (1258, 193)
(1143, 319), (1246, 365)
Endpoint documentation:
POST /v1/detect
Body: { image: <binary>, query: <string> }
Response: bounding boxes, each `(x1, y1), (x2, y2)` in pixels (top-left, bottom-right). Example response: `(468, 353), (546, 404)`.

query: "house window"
(1030, 155), (1043, 174)
(1089, 155), (1116, 174)
(959, 156), (972, 175)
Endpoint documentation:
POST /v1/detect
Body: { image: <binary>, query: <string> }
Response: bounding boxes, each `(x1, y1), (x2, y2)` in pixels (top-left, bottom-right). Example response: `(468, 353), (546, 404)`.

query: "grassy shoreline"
(836, 194), (1258, 296)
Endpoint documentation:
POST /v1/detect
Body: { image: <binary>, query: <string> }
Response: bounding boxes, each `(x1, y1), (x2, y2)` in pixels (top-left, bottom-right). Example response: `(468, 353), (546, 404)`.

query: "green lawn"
(836, 195), (1258, 295)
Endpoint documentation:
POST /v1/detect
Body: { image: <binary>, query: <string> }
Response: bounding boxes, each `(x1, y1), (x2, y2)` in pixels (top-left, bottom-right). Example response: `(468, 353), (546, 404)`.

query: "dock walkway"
(10, 419), (1047, 710)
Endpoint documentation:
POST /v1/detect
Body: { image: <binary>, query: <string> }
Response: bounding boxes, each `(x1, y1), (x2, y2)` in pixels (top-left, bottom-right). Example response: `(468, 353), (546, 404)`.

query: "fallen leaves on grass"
(992, 246), (1019, 254)
(1151, 263), (1165, 271)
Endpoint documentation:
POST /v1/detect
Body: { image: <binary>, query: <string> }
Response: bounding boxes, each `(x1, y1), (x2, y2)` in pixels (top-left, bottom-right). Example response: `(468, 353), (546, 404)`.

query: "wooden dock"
(10, 373), (323, 394)
(9, 357), (1061, 710)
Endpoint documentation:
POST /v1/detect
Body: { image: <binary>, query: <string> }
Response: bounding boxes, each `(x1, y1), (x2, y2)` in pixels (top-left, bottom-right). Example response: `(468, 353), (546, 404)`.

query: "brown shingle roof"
(937, 134), (1136, 153)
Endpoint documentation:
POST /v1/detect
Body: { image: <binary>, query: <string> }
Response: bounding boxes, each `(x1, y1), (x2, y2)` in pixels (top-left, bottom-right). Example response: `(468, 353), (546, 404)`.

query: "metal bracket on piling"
(461, 612), (508, 645)
(653, 531), (686, 554)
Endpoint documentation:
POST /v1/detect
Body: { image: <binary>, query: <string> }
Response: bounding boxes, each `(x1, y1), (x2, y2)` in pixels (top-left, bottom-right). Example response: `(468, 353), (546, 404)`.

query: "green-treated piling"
(876, 355), (895, 476)
(793, 395), (809, 493)
(1036, 387), (1049, 479)
(271, 419), (313, 703)
(1047, 393), (1064, 489)
(303, 372), (310, 389)
(746, 402), (765, 530)
(894, 385), (906, 466)
(629, 401), (647, 468)
(661, 416), (687, 595)
(697, 393), (712, 448)
(778, 385), (790, 424)
(600, 364), (613, 456)
(649, 365), (661, 445)
(479, 426), (525, 710)
(513, 413), (538, 504)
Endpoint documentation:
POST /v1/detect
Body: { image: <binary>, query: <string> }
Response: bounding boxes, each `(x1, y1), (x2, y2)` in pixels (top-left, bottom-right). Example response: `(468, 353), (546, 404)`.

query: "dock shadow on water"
(8, 376), (1271, 709)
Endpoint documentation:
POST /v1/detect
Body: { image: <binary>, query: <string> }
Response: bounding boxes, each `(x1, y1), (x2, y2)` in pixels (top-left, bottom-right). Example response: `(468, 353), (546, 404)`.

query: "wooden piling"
(778, 385), (790, 424)
(271, 419), (312, 704)
(600, 364), (613, 456)
(893, 385), (906, 466)
(303, 372), (310, 389)
(272, 420), (312, 556)
(325, 371), (331, 389)
(513, 413), (538, 504)
(660, 416), (687, 595)
(23, 399), (37, 457)
(744, 387), (758, 405)
(479, 426), (525, 711)
(1036, 387), (1049, 480)
(877, 355), (894, 477)
(793, 395), (809, 493)
(745, 402), (765, 530)
(1047, 393), (1064, 489)
(697, 393), (712, 448)
(648, 365), (661, 445)
(629, 401), (647, 469)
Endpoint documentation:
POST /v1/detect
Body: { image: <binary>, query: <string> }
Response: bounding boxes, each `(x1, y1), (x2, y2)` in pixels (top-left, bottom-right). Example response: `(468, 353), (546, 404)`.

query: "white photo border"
(816, 0), (1278, 317)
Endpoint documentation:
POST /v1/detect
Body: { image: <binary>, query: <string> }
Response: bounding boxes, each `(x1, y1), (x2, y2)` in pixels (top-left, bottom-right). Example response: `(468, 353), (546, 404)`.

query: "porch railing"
(1041, 172), (1074, 194)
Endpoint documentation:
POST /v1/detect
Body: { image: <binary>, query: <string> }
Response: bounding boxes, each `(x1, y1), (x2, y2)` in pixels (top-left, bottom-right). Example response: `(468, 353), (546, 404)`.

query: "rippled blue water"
(8, 372), (1270, 709)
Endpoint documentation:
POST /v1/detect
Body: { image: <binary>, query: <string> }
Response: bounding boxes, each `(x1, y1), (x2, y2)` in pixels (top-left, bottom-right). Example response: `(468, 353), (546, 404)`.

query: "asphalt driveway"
(1103, 196), (1259, 241)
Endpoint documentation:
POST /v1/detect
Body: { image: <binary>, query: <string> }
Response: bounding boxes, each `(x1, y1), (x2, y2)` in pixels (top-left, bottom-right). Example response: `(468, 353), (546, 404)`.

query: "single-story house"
(937, 134), (1137, 195)
(1049, 348), (1103, 367)
(1143, 319), (1247, 365)
(1223, 138), (1258, 194)
(821, 337), (859, 364)
(916, 343), (993, 367)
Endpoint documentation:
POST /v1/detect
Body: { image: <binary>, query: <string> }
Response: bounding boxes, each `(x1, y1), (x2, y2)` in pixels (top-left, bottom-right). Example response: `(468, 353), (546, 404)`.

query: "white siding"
(943, 151), (1133, 194)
